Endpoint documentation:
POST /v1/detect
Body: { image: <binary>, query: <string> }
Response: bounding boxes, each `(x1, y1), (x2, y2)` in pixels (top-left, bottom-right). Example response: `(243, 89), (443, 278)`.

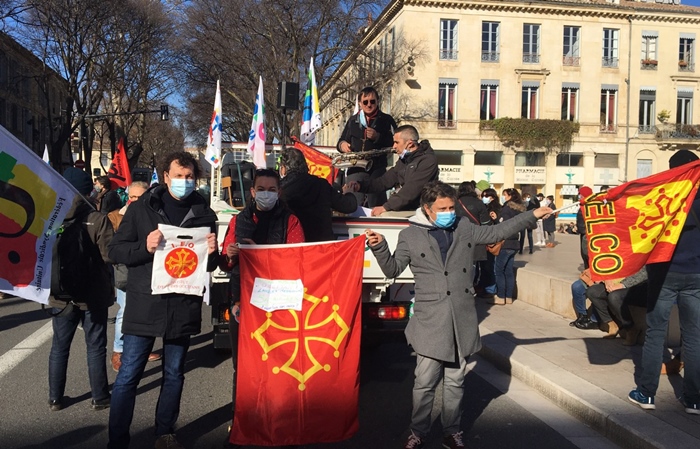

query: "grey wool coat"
(370, 208), (537, 362)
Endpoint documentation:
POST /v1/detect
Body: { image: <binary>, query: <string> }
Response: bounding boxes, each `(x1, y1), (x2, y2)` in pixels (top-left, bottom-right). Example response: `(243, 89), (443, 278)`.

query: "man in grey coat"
(366, 181), (552, 449)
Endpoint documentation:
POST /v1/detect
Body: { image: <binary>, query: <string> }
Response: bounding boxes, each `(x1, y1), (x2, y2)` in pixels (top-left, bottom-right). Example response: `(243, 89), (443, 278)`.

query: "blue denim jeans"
(108, 334), (190, 449)
(571, 279), (588, 316)
(638, 272), (700, 403)
(113, 289), (125, 353)
(48, 306), (109, 402)
(494, 248), (517, 298)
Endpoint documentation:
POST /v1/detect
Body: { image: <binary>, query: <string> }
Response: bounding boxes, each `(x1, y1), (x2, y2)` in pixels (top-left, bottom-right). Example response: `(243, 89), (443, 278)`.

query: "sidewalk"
(475, 233), (700, 449)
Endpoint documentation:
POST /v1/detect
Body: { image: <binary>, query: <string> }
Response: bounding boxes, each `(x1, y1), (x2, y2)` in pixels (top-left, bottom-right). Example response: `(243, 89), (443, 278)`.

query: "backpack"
(50, 209), (105, 305)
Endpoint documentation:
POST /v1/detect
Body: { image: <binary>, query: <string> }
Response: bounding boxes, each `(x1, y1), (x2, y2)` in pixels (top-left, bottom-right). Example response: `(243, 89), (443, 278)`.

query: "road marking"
(0, 321), (53, 381)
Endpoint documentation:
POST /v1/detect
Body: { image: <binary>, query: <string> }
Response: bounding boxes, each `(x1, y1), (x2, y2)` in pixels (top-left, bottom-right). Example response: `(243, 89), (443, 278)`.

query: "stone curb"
(477, 326), (700, 449)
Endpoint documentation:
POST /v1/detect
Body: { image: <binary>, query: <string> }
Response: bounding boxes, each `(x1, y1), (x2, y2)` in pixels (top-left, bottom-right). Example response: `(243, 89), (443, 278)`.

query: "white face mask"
(254, 191), (278, 211)
(482, 197), (491, 205)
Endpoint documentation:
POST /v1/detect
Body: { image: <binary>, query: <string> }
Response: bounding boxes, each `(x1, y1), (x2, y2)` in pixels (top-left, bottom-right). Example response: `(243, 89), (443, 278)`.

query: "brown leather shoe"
(148, 352), (163, 362)
(111, 352), (122, 372)
(603, 321), (620, 339)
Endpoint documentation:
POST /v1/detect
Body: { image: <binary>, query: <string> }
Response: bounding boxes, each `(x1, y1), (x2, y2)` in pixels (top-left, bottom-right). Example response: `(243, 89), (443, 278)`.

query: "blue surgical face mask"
(433, 211), (456, 228)
(399, 149), (409, 159)
(500, 195), (506, 204)
(254, 191), (278, 211)
(482, 197), (491, 205)
(169, 178), (195, 199)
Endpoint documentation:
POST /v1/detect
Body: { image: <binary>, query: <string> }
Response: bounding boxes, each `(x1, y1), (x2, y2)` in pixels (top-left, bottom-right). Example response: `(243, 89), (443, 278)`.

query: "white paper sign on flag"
(151, 224), (210, 295)
(250, 277), (304, 312)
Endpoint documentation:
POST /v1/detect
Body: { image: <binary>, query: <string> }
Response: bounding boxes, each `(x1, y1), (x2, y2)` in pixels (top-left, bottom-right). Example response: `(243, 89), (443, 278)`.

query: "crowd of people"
(43, 85), (700, 449)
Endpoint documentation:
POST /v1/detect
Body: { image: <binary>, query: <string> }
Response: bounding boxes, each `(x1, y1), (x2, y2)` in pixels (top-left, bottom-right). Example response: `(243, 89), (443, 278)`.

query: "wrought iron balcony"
(655, 123), (700, 150)
(439, 49), (458, 60)
(481, 51), (500, 63)
(638, 125), (655, 134)
(523, 53), (540, 64)
(438, 119), (456, 129)
(562, 55), (580, 66)
(602, 56), (618, 68)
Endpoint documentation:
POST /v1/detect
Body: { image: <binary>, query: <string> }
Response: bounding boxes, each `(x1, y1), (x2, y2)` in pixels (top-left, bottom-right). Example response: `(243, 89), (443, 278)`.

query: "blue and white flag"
(205, 80), (222, 167)
(150, 167), (158, 186)
(247, 76), (266, 168)
(300, 58), (322, 145)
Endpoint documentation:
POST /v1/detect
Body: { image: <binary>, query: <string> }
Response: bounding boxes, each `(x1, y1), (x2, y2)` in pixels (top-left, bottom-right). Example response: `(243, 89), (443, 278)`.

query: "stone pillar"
(583, 148), (596, 187)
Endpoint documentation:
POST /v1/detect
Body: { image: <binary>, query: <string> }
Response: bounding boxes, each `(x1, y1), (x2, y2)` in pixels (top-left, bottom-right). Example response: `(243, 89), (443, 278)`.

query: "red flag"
(231, 237), (365, 446)
(291, 136), (337, 184)
(107, 137), (132, 189)
(585, 160), (700, 281)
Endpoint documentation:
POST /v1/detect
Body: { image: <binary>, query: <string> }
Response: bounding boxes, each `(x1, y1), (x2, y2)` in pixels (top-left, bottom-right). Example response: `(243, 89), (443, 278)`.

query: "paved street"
(0, 292), (618, 449)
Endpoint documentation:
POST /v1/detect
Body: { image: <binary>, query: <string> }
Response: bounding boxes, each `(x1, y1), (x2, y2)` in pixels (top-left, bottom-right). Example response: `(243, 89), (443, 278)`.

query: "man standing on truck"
(348, 125), (439, 217)
(366, 181), (552, 449)
(337, 86), (397, 208)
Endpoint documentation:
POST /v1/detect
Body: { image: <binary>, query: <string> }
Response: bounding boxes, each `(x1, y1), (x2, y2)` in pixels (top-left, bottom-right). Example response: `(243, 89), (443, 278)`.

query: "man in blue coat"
(366, 181), (552, 449)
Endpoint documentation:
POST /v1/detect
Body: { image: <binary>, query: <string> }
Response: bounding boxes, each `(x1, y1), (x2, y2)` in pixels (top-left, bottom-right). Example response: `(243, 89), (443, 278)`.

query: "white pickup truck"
(206, 146), (415, 349)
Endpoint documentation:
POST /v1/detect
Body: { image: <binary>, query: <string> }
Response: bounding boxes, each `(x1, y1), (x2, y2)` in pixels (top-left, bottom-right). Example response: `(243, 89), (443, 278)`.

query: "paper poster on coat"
(250, 278), (304, 312)
(151, 224), (210, 295)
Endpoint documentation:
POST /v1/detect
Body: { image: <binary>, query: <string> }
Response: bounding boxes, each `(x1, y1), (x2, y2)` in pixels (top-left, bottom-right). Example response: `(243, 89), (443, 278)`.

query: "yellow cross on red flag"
(585, 160), (700, 281)
(291, 137), (337, 185)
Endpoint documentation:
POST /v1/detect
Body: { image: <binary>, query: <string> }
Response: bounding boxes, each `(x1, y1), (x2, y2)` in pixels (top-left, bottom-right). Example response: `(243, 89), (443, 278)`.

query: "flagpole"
(550, 202), (582, 214)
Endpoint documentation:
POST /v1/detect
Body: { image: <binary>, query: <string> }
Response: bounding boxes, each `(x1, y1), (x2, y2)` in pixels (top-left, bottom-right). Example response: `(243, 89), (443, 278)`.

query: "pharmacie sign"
(514, 167), (546, 184)
(439, 165), (462, 183)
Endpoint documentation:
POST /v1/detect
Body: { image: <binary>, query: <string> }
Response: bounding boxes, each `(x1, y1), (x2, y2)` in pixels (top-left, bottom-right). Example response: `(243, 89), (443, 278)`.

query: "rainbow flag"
(300, 58), (322, 145)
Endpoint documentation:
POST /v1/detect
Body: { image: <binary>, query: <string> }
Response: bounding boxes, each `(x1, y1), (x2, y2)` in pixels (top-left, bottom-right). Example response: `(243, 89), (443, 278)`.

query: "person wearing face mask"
(534, 193), (547, 246)
(277, 147), (357, 242)
(366, 181), (552, 449)
(337, 86), (397, 208)
(543, 195), (558, 247)
(490, 188), (527, 305)
(348, 124), (439, 216)
(218, 169), (305, 447)
(93, 175), (122, 214)
(107, 152), (219, 449)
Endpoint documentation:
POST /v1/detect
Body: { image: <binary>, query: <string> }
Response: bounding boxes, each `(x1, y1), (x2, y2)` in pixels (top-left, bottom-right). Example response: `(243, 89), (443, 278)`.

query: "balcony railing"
(655, 123), (700, 139)
(640, 59), (658, 70)
(481, 51), (500, 63)
(438, 119), (456, 129)
(523, 53), (540, 64)
(602, 56), (618, 68)
(562, 55), (580, 66)
(600, 123), (617, 133)
(679, 61), (695, 72)
(439, 49), (458, 60)
(638, 125), (655, 134)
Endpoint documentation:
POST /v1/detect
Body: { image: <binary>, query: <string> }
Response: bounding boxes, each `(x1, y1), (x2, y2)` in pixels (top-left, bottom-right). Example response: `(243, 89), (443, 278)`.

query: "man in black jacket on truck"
(107, 152), (219, 449)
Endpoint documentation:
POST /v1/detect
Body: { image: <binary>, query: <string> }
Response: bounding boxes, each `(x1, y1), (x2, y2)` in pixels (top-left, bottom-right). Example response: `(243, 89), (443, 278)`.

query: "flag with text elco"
(585, 159), (700, 281)
(0, 125), (79, 304)
(230, 237), (365, 446)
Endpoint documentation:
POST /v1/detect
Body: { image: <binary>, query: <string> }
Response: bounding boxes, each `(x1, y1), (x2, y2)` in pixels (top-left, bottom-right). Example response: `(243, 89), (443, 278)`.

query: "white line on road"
(0, 321), (53, 381)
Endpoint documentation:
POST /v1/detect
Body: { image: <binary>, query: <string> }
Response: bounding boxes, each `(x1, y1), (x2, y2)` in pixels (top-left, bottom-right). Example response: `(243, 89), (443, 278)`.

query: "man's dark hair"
(278, 148), (308, 174)
(253, 168), (281, 187)
(162, 151), (201, 179)
(483, 188), (499, 202)
(457, 181), (477, 198)
(420, 181), (456, 211)
(95, 176), (112, 190)
(395, 124), (419, 142)
(669, 150), (699, 169)
(600, 185), (610, 192)
(358, 86), (379, 100)
(547, 195), (554, 201)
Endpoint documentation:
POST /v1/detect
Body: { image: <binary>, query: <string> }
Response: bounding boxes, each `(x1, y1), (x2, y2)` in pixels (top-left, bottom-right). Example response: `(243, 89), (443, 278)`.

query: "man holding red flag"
(627, 150), (700, 415)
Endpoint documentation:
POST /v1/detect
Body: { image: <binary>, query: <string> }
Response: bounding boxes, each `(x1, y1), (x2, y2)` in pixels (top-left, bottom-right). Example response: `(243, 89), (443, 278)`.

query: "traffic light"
(160, 104), (169, 121)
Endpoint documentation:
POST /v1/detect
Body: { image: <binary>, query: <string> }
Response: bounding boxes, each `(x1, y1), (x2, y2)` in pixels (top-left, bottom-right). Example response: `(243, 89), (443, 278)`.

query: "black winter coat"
(280, 171), (357, 242)
(362, 140), (439, 212)
(108, 185), (218, 339)
(337, 110), (397, 175)
(498, 201), (526, 250)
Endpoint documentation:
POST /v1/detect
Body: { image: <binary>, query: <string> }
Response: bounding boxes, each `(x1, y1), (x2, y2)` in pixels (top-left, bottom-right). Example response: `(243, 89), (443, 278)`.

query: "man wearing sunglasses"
(337, 86), (397, 207)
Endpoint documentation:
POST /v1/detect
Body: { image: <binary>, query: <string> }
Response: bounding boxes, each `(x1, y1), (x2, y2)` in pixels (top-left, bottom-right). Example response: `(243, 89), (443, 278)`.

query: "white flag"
(42, 144), (50, 164)
(205, 80), (222, 167)
(150, 167), (158, 186)
(300, 58), (322, 145)
(247, 76), (267, 168)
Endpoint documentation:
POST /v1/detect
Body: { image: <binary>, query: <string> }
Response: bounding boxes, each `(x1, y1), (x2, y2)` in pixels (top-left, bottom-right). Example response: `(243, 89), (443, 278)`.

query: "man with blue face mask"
(107, 152), (219, 449)
(366, 181), (553, 449)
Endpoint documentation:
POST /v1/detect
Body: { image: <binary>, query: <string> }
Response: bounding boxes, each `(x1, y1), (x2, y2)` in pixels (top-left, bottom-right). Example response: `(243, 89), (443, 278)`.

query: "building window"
(600, 87), (618, 133)
(596, 154), (619, 169)
(639, 89), (656, 134)
(561, 84), (579, 121)
(435, 150), (462, 166)
(440, 19), (458, 60)
(0, 52), (7, 87)
(602, 28), (619, 68)
(475, 151), (503, 166)
(482, 21), (500, 62)
(677, 90), (693, 125)
(679, 35), (695, 72)
(523, 24), (540, 64)
(515, 152), (545, 166)
(641, 32), (658, 70)
(521, 83), (539, 119)
(563, 26), (581, 66)
(556, 153), (584, 167)
(438, 80), (457, 128)
(480, 81), (499, 120)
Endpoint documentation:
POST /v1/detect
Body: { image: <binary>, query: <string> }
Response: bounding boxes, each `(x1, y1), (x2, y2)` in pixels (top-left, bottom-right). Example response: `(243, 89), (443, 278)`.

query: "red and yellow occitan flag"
(292, 137), (337, 185)
(585, 160), (700, 281)
(230, 237), (364, 447)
